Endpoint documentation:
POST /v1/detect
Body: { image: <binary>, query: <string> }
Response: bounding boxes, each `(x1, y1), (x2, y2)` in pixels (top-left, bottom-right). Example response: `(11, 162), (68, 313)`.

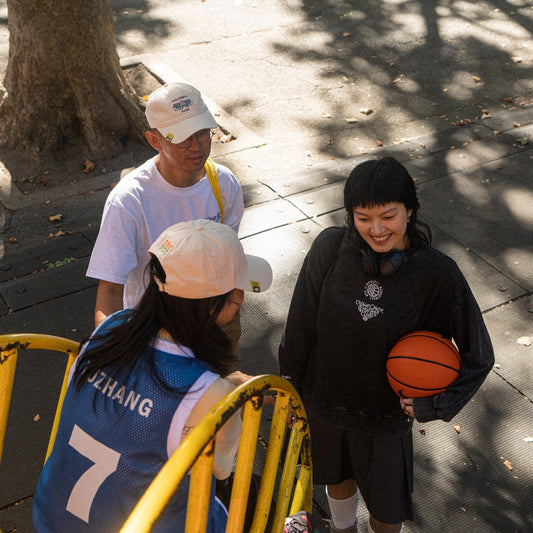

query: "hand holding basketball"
(387, 330), (461, 398)
(399, 397), (414, 417)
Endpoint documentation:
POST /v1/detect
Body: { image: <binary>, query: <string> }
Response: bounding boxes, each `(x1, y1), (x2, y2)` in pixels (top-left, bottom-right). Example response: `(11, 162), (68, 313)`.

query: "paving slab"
(285, 182), (345, 219)
(483, 299), (533, 400)
(407, 370), (532, 533)
(238, 198), (308, 238)
(0, 288), (96, 340)
(0, 500), (33, 533)
(0, 348), (66, 508)
(0, 233), (93, 284)
(418, 149), (533, 291)
(242, 181), (280, 208)
(0, 258), (96, 313)
(238, 221), (322, 375)
(430, 226), (526, 312)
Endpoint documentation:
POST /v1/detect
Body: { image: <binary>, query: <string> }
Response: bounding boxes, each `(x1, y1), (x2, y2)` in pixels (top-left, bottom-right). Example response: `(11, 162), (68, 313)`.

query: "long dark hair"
(343, 156), (432, 246)
(74, 256), (237, 390)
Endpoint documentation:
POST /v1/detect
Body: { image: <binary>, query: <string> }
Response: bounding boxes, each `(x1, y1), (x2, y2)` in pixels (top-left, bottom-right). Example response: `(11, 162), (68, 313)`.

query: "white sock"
(326, 486), (359, 529)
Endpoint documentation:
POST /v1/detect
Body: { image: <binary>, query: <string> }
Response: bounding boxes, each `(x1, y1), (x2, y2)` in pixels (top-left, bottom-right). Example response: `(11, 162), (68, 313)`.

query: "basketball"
(386, 330), (460, 398)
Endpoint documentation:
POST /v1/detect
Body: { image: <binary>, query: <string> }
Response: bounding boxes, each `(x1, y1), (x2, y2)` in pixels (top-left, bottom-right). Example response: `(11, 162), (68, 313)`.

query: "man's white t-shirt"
(87, 157), (244, 308)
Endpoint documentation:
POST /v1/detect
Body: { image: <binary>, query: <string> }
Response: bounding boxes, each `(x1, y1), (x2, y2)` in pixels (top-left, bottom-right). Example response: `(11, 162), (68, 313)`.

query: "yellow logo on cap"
(251, 281), (261, 292)
(165, 133), (174, 142)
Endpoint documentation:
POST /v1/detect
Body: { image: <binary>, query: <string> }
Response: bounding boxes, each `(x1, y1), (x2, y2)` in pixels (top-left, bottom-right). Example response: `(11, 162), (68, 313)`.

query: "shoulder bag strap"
(204, 158), (224, 223)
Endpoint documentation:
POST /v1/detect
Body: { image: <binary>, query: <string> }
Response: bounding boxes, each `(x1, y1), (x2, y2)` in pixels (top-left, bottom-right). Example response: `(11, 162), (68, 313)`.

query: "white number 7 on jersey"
(66, 424), (121, 523)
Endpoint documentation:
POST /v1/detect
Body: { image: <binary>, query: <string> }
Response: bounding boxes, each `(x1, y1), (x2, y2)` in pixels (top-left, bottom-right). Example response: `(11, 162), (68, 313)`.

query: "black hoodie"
(279, 226), (494, 436)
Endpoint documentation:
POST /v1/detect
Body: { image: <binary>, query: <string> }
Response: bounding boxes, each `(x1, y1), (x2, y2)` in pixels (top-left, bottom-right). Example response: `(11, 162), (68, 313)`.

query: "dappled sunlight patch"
(443, 71), (484, 100)
(502, 188), (533, 228)
(449, 171), (491, 204)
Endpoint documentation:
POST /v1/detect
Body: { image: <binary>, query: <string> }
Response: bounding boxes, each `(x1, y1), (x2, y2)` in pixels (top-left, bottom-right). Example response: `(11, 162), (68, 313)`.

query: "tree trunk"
(0, 0), (148, 160)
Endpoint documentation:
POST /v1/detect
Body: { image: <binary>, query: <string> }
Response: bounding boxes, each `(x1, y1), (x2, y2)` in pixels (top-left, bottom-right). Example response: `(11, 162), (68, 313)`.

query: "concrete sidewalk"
(0, 0), (532, 531)
(0, 106), (531, 533)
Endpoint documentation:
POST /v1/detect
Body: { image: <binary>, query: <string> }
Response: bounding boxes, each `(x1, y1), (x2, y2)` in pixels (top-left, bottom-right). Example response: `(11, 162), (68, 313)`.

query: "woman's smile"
(353, 202), (413, 253)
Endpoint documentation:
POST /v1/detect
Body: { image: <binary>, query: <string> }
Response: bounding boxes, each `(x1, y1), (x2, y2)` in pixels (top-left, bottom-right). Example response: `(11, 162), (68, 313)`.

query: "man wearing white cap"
(87, 82), (244, 334)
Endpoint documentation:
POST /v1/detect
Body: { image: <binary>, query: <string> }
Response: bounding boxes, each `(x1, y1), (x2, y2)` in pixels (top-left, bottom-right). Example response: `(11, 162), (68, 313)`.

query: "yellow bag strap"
(204, 158), (224, 223)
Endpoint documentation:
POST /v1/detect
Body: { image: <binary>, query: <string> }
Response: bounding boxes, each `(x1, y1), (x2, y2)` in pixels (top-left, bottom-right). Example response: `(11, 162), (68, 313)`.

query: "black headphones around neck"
(359, 246), (407, 278)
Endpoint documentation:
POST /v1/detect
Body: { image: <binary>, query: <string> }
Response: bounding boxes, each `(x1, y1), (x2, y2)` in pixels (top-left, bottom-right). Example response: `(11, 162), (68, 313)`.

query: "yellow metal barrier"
(0, 333), (80, 466)
(120, 374), (313, 533)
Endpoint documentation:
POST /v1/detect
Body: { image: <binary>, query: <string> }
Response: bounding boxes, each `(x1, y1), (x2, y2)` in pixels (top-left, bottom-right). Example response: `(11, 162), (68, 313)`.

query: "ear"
(407, 208), (413, 220)
(145, 130), (163, 151)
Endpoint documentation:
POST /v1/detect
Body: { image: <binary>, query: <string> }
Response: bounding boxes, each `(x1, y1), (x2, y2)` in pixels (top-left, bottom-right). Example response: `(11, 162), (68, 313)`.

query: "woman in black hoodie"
(279, 156), (494, 533)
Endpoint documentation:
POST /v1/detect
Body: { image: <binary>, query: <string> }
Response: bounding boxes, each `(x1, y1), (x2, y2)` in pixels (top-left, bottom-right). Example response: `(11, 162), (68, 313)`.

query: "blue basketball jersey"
(33, 311), (227, 532)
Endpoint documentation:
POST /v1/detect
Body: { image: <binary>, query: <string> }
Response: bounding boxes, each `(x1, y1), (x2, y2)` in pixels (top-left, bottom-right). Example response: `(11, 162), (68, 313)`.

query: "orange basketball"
(386, 330), (460, 398)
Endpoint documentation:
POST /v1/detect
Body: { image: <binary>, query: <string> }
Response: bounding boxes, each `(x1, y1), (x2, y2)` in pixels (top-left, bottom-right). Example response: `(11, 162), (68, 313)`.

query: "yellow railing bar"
(249, 390), (290, 532)
(225, 396), (263, 533)
(0, 334), (79, 466)
(120, 374), (311, 533)
(186, 439), (215, 533)
(272, 417), (304, 527)
(0, 346), (18, 467)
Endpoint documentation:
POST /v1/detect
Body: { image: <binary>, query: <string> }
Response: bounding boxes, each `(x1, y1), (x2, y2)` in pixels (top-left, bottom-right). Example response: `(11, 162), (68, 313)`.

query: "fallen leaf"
(360, 107), (373, 115)
(517, 137), (529, 146)
(503, 460), (513, 470)
(493, 130), (503, 135)
(452, 118), (472, 127)
(481, 110), (491, 119)
(48, 214), (63, 222)
(49, 230), (67, 238)
(376, 140), (384, 147)
(517, 336), (531, 346)
(84, 159), (96, 173)
(342, 32), (352, 38)
(494, 363), (501, 369)
(34, 414), (40, 422)
(9, 236), (18, 243)
(511, 56), (523, 63)
(322, 112), (332, 118)
(219, 133), (233, 143)
(473, 76), (482, 83)
(344, 117), (359, 124)
(454, 425), (461, 433)
(513, 123), (521, 128)
(44, 200), (51, 204)
(503, 97), (513, 103)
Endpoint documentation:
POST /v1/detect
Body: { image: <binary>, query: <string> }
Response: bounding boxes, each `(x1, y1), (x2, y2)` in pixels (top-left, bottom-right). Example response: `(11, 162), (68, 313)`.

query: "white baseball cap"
(148, 219), (273, 299)
(145, 82), (218, 144)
